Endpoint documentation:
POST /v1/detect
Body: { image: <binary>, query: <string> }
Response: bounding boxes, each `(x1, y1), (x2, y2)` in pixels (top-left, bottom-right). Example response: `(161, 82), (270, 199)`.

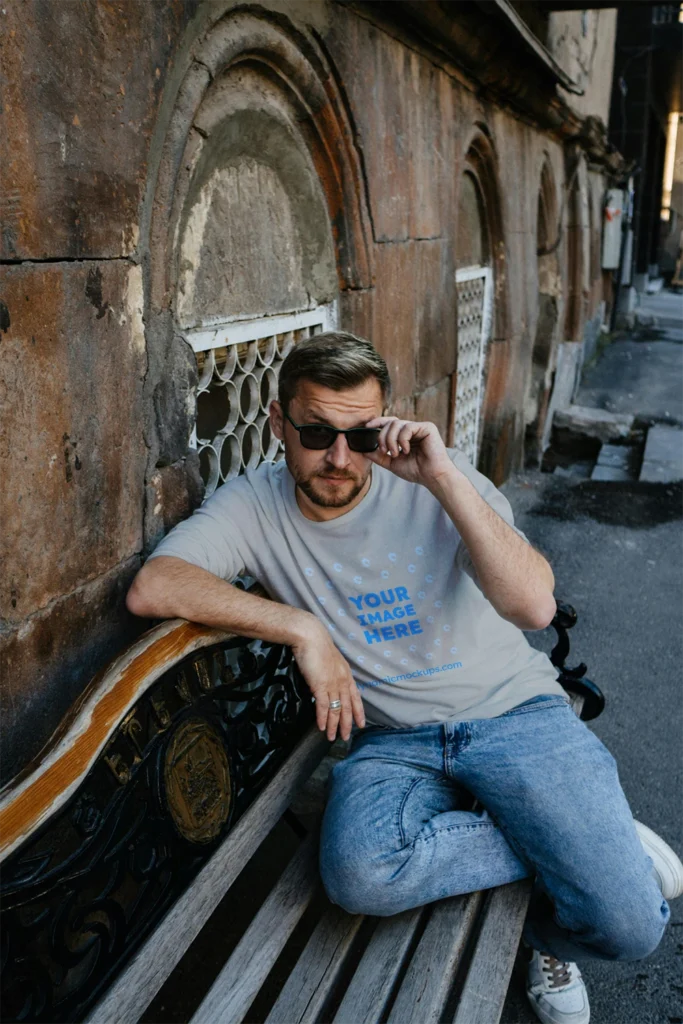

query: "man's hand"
(364, 419), (556, 631)
(365, 416), (453, 489)
(127, 556), (367, 739)
(291, 622), (366, 742)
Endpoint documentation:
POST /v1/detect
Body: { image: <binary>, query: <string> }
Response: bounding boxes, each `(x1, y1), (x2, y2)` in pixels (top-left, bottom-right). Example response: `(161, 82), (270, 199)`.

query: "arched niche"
(173, 83), (337, 327)
(147, 10), (373, 317)
(139, 9), (373, 514)
(454, 127), (510, 483)
(525, 158), (561, 465)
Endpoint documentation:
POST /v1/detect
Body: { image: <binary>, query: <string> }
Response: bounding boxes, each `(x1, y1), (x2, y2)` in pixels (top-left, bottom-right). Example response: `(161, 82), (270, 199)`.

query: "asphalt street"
(501, 296), (683, 1024)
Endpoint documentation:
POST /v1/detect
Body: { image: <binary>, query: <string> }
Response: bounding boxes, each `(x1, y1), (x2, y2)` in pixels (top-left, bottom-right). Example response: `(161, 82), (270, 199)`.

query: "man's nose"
(325, 433), (351, 468)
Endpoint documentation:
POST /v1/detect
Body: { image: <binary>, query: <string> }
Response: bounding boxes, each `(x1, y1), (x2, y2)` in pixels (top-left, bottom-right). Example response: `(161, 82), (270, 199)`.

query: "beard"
(288, 460), (371, 509)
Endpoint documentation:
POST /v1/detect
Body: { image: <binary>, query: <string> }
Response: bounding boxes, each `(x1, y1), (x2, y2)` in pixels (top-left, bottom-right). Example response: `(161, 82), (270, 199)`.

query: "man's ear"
(270, 399), (284, 441)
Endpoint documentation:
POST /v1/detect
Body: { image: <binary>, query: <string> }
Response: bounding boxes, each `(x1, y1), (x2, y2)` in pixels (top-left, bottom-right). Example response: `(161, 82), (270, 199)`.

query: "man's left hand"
(364, 417), (455, 489)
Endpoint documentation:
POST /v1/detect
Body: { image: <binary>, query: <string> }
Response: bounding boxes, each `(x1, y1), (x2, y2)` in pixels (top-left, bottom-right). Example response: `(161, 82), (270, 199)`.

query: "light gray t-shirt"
(148, 450), (565, 727)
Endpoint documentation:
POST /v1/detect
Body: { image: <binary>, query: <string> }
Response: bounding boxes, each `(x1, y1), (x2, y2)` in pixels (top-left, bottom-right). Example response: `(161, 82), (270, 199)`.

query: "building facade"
(0, 0), (624, 785)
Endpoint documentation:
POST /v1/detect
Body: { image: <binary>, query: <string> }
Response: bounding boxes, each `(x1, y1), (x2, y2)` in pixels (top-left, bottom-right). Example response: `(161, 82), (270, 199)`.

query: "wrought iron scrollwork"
(0, 636), (312, 1022)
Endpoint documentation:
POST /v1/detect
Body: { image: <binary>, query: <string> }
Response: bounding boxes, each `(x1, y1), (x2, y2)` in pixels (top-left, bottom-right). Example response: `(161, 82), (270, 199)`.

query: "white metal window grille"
(182, 303), (338, 499)
(454, 266), (493, 465)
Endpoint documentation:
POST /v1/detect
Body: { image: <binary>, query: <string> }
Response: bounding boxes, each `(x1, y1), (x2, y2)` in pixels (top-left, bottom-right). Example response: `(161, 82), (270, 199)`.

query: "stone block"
(590, 465), (631, 481)
(639, 426), (683, 483)
(0, 0), (191, 258)
(0, 261), (147, 621)
(596, 444), (631, 470)
(373, 240), (456, 400)
(553, 461), (593, 479)
(325, 10), (450, 242)
(387, 393), (417, 421)
(554, 404), (634, 443)
(144, 456), (205, 554)
(541, 342), (585, 451)
(415, 377), (452, 439)
(0, 556), (142, 788)
(339, 288), (374, 345)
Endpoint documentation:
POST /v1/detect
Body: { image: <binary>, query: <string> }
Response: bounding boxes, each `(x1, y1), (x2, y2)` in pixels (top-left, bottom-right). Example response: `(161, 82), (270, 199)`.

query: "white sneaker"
(635, 820), (683, 900)
(526, 949), (590, 1024)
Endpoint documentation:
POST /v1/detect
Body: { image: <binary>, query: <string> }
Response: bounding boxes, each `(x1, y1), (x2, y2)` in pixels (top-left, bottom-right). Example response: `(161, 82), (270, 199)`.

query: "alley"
(501, 299), (683, 1024)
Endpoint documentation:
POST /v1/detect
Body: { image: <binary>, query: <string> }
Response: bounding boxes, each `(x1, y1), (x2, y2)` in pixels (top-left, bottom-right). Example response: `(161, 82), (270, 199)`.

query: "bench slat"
(87, 726), (329, 1024)
(452, 880), (533, 1024)
(265, 904), (364, 1024)
(387, 891), (484, 1024)
(191, 834), (320, 1024)
(332, 907), (424, 1024)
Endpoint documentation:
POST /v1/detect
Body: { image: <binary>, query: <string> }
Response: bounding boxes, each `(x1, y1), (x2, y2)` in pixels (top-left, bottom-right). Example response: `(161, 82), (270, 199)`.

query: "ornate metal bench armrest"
(0, 609), (314, 1024)
(550, 600), (605, 722)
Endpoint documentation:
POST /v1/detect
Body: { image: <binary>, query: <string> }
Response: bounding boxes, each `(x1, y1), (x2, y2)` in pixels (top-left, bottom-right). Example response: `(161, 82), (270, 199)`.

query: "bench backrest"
(0, 617), (321, 1023)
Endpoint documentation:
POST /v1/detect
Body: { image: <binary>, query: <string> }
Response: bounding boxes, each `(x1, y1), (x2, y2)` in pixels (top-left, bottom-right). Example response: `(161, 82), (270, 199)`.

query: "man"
(127, 332), (682, 1024)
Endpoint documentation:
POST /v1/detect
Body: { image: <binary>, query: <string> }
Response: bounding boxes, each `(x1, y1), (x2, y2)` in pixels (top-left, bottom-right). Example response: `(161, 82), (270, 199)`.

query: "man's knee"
(319, 819), (421, 916)
(589, 897), (669, 961)
(319, 843), (403, 916)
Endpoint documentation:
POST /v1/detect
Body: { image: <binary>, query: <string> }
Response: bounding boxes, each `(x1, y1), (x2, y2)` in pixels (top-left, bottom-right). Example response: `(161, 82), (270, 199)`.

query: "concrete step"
(590, 442), (636, 482)
(554, 405), (634, 444)
(553, 461), (594, 479)
(591, 465), (632, 481)
(639, 425), (683, 483)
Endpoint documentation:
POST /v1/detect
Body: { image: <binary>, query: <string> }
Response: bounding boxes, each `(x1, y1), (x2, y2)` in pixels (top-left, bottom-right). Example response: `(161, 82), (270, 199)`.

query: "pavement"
(500, 290), (683, 1024)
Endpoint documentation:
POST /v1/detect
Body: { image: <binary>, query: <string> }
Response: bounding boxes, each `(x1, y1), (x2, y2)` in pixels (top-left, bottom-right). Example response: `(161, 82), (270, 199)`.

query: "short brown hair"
(278, 331), (392, 412)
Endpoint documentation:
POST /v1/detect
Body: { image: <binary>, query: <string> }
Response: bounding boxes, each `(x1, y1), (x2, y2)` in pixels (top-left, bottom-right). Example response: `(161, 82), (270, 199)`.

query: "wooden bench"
(0, 595), (603, 1024)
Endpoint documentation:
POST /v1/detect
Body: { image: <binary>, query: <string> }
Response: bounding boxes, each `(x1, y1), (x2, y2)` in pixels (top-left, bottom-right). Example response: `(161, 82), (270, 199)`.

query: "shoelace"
(542, 955), (573, 989)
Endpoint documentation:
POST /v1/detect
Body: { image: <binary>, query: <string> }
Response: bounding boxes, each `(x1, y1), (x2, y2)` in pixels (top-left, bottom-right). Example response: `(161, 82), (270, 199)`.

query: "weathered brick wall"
(0, 0), (611, 785)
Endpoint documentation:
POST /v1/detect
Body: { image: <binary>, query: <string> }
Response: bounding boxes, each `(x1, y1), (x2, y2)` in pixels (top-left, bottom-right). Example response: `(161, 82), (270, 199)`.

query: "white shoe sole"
(527, 989), (590, 1024)
(635, 820), (683, 900)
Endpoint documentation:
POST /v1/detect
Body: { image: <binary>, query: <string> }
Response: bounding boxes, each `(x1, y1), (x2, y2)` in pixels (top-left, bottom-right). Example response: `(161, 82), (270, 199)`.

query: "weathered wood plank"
(0, 618), (233, 861)
(87, 726), (330, 1024)
(452, 880), (533, 1024)
(265, 903), (365, 1024)
(332, 907), (424, 1024)
(387, 891), (484, 1024)
(191, 833), (320, 1024)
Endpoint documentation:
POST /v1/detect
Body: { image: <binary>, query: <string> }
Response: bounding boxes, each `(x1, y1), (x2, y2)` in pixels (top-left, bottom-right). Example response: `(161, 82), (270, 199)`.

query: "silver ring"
(329, 699), (342, 710)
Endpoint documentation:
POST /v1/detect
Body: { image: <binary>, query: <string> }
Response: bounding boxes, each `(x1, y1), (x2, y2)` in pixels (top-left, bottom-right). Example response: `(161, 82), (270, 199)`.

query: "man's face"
(269, 378), (384, 520)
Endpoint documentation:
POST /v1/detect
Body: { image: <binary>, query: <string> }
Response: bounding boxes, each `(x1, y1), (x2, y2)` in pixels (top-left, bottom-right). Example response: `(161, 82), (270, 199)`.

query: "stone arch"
(459, 125), (510, 343)
(454, 125), (511, 482)
(138, 9), (374, 539)
(525, 156), (562, 465)
(563, 149), (590, 342)
(146, 10), (373, 316)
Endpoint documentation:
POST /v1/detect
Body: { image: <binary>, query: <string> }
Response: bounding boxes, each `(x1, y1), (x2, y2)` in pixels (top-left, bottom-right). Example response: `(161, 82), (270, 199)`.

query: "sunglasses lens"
(299, 425), (337, 450)
(347, 429), (380, 453)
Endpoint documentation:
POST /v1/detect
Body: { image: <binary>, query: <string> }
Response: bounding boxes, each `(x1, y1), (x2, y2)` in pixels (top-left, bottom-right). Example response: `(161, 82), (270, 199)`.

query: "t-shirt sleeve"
(146, 478), (252, 581)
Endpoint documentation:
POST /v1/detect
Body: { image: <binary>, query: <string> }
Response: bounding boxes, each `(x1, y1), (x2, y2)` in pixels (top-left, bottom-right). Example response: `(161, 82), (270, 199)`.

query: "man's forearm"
(126, 556), (317, 647)
(428, 465), (556, 630)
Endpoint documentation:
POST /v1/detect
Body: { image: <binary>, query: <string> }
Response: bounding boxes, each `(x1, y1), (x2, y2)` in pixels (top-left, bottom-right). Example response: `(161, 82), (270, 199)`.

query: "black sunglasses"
(284, 411), (380, 453)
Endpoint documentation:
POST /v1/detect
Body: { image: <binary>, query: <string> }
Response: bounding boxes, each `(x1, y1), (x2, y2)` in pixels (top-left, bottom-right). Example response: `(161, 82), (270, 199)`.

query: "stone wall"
(0, 0), (612, 785)
(547, 7), (617, 126)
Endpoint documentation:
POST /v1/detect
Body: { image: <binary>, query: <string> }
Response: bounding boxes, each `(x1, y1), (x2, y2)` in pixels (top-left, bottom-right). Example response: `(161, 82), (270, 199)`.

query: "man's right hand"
(126, 556), (366, 743)
(291, 622), (366, 742)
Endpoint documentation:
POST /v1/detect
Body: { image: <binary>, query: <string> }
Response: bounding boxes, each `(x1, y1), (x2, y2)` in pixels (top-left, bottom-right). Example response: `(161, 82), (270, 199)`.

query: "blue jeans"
(319, 695), (669, 962)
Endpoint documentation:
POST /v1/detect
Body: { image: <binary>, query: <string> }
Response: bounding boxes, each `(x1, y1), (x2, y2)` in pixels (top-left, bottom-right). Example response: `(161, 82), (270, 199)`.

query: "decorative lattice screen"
(454, 267), (493, 465)
(182, 304), (338, 499)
